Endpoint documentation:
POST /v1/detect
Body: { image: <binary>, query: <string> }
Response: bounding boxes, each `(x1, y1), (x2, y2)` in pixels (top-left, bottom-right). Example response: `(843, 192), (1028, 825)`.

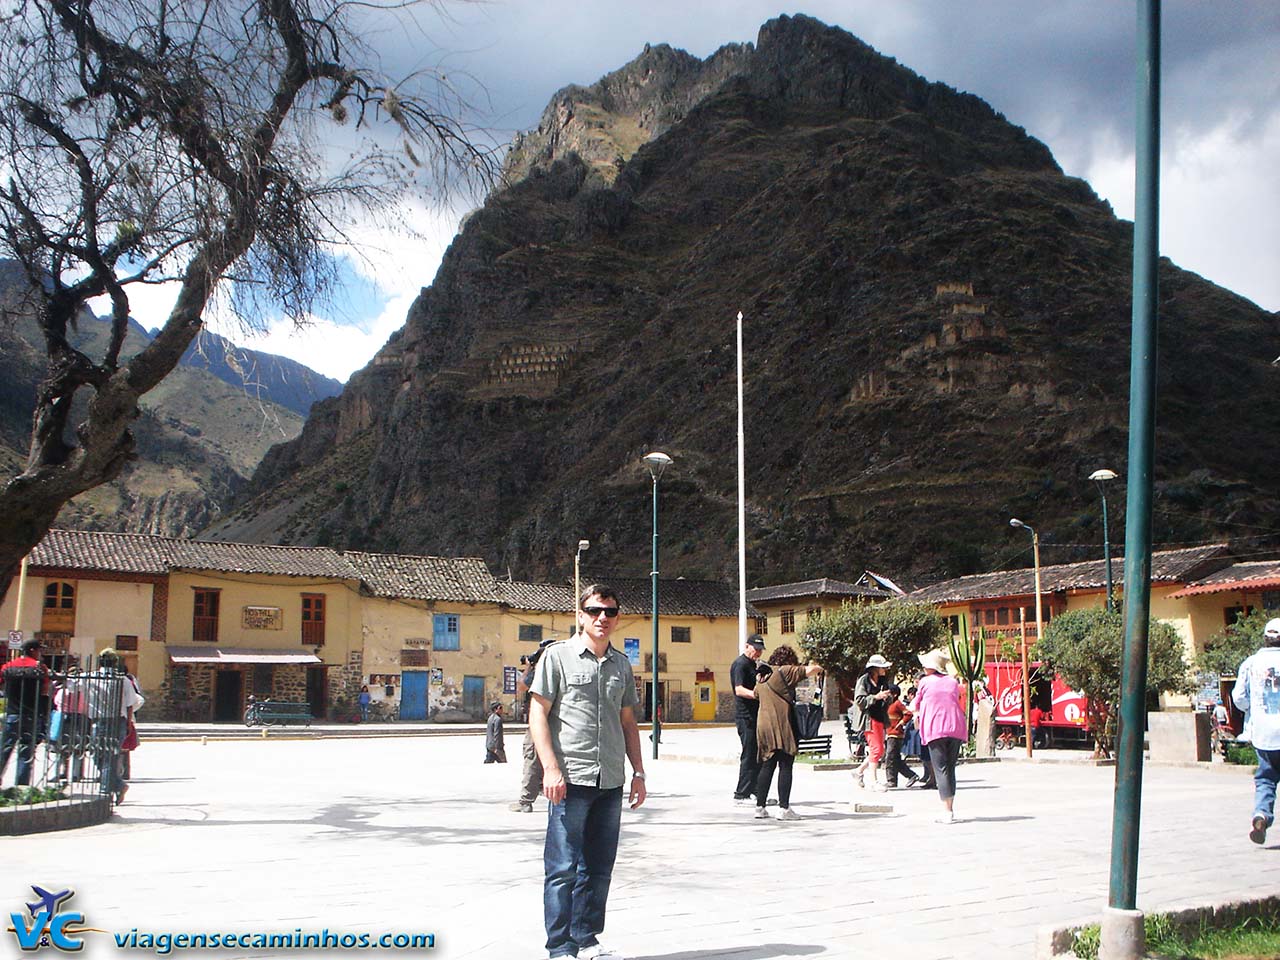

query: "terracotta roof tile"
(904, 544), (1232, 605)
(746, 578), (893, 604)
(587, 577), (760, 618)
(498, 581), (575, 612)
(1167, 559), (1280, 599)
(343, 552), (499, 603)
(31, 529), (359, 579)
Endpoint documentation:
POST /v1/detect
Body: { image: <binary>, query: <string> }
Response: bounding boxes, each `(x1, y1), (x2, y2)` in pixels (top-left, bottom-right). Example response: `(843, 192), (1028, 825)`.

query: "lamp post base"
(1098, 906), (1144, 960)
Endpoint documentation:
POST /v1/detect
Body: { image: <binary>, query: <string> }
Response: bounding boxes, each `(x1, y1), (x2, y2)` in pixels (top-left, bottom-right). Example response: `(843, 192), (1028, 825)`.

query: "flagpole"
(737, 311), (748, 647)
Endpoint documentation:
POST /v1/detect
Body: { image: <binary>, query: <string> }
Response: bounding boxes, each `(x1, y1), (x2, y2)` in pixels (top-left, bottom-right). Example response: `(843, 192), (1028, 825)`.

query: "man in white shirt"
(88, 648), (142, 803)
(1232, 618), (1280, 844)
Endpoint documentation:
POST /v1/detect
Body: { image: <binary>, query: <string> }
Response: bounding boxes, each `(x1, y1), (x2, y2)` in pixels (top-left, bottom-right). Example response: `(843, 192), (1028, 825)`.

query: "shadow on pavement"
(632, 944), (824, 960)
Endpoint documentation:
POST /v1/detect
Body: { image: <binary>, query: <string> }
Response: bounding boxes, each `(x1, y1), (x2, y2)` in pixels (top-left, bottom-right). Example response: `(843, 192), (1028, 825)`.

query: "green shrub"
(1227, 743), (1259, 766)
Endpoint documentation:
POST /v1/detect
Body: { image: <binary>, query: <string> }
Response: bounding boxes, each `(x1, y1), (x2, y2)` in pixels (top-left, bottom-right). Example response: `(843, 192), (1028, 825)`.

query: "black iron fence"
(1, 663), (131, 834)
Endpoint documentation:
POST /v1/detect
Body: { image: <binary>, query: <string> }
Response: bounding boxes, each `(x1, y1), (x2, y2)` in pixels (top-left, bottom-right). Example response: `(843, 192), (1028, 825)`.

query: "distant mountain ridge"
(212, 14), (1280, 584)
(0, 259), (341, 535)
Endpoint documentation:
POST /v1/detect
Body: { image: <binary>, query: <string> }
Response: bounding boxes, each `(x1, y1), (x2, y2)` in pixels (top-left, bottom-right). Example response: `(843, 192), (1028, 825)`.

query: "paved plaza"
(5, 722), (1275, 959)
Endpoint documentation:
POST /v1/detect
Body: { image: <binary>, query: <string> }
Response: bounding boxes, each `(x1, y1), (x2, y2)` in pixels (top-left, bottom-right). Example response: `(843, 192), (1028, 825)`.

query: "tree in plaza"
(0, 0), (496, 600)
(800, 600), (948, 692)
(1198, 607), (1279, 677)
(1036, 607), (1193, 756)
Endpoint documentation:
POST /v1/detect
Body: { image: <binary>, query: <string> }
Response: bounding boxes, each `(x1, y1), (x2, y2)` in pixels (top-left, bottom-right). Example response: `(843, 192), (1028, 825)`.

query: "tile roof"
(31, 529), (177, 574)
(1167, 560), (1280, 599)
(498, 581), (575, 612)
(170, 541), (360, 579)
(746, 578), (893, 604)
(344, 552), (500, 603)
(904, 544), (1232, 605)
(30, 529), (360, 579)
(591, 577), (761, 618)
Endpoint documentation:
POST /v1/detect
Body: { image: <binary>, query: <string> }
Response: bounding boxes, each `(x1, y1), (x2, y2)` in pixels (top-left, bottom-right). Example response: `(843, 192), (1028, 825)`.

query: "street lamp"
(1089, 469), (1118, 613)
(1010, 518), (1043, 759)
(574, 539), (590, 627)
(643, 451), (672, 759)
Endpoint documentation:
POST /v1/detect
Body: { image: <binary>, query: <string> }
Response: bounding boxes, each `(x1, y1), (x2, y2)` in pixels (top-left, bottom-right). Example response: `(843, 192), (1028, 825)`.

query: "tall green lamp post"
(643, 451), (672, 759)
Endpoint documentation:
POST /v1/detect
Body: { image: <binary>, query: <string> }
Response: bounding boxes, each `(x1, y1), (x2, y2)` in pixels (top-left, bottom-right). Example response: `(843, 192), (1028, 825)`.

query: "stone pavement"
(5, 721), (1273, 960)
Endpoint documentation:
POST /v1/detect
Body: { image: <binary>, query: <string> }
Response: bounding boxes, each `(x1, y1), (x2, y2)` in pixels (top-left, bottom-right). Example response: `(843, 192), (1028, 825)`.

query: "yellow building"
(903, 544), (1234, 670)
(745, 576), (898, 644)
(0, 530), (368, 721)
(3, 530), (762, 724)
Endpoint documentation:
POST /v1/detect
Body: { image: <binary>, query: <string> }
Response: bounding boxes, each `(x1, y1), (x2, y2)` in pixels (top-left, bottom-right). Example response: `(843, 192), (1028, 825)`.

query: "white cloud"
(1082, 109), (1280, 311)
(240, 292), (416, 382)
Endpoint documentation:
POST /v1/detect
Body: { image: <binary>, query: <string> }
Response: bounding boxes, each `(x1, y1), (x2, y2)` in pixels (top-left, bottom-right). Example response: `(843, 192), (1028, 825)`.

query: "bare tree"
(0, 0), (496, 599)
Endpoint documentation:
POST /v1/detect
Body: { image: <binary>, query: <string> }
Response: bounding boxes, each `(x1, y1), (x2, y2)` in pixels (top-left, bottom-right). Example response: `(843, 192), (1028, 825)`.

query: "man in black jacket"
(731, 635), (766, 804)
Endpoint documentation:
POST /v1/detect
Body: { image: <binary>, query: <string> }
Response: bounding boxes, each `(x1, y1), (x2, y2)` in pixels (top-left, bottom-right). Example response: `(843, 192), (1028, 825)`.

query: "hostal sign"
(242, 606), (283, 630)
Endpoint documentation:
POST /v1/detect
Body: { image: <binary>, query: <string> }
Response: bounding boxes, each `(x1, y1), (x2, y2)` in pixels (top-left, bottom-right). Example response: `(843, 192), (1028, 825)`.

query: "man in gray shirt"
(529, 584), (646, 960)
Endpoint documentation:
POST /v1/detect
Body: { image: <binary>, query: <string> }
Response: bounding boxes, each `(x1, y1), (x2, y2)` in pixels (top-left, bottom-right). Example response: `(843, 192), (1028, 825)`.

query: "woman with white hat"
(913, 649), (967, 823)
(850, 654), (894, 792)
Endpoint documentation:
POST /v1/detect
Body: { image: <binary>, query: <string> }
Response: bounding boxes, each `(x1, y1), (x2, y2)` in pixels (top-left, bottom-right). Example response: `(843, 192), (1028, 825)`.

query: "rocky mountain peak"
(502, 39), (750, 187)
(217, 15), (1280, 585)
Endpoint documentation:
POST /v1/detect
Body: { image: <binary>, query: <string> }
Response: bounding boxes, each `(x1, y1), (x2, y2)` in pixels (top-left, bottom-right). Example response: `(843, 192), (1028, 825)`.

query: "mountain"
(211, 14), (1280, 586)
(0, 260), (341, 536)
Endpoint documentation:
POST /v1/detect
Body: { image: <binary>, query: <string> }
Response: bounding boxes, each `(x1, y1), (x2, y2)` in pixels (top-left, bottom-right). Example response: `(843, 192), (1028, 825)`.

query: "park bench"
(796, 734), (832, 758)
(842, 714), (867, 760)
(244, 700), (312, 726)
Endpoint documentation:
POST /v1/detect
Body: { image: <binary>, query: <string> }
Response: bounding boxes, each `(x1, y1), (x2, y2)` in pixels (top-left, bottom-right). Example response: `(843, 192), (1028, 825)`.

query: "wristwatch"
(631, 771), (646, 781)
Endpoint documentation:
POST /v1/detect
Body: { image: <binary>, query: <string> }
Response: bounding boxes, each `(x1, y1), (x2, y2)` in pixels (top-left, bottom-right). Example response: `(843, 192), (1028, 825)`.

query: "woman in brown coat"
(754, 645), (824, 821)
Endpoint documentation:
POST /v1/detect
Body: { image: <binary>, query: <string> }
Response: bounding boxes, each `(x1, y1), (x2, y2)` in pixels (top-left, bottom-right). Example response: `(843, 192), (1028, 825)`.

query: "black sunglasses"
(582, 605), (620, 618)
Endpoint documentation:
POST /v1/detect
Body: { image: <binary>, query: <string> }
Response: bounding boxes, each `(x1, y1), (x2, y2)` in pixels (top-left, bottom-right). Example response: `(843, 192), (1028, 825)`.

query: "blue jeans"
(544, 784), (623, 958)
(1254, 747), (1280, 826)
(0, 713), (37, 785)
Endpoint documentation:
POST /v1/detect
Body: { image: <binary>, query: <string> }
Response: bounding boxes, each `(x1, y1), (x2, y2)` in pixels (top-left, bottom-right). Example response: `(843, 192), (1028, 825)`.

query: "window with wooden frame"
(780, 609), (796, 634)
(752, 616), (768, 636)
(193, 588), (220, 643)
(301, 593), (326, 646)
(41, 581), (76, 634)
(671, 626), (691, 643)
(433, 613), (461, 651)
(1224, 605), (1255, 627)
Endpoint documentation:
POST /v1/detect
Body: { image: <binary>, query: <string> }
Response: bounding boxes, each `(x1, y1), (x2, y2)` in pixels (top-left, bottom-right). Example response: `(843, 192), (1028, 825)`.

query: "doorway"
(306, 666), (328, 721)
(463, 676), (485, 719)
(642, 681), (667, 723)
(400, 671), (428, 720)
(213, 669), (243, 722)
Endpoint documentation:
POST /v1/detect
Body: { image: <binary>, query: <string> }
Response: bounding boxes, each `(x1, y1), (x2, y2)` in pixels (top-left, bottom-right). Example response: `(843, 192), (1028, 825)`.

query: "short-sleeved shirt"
(1233, 647), (1280, 751)
(530, 636), (638, 789)
(730, 654), (759, 720)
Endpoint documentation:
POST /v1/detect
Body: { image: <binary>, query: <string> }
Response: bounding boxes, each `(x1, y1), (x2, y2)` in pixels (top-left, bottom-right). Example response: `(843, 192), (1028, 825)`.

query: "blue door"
(400, 671), (428, 720)
(463, 675), (485, 720)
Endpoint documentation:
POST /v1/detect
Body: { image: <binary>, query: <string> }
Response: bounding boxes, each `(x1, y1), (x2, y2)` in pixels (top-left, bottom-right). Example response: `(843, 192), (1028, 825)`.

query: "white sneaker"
(578, 944), (624, 960)
(871, 782), (888, 793)
(753, 807), (769, 819)
(777, 807), (802, 821)
(935, 811), (956, 824)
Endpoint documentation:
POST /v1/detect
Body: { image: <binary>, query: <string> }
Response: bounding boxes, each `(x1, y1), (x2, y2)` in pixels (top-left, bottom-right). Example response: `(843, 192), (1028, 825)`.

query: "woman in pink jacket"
(912, 649), (967, 823)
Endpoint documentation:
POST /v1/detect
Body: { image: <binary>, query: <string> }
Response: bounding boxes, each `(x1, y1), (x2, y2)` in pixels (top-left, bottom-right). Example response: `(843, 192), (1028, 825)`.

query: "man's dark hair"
(579, 583), (619, 610)
(20, 638), (41, 656)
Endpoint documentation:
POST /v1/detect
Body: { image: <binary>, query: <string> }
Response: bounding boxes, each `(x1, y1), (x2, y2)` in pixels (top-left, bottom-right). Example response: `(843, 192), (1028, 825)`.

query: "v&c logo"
(7, 885), (87, 952)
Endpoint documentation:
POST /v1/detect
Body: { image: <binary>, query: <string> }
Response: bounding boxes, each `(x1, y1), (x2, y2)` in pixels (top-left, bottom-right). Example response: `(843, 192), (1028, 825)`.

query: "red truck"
(985, 660), (1096, 748)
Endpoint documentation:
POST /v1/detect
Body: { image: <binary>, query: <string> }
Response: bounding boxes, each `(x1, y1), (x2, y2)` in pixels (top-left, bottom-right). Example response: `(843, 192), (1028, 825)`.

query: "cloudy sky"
(131, 1), (1278, 382)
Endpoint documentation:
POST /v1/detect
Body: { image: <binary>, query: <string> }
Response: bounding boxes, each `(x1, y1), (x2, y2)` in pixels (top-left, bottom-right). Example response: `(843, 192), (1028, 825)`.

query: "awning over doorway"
(166, 646), (322, 665)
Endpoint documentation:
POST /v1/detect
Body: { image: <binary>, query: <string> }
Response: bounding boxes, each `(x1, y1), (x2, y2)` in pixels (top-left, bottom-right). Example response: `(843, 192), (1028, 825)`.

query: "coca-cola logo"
(996, 686), (1022, 715)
